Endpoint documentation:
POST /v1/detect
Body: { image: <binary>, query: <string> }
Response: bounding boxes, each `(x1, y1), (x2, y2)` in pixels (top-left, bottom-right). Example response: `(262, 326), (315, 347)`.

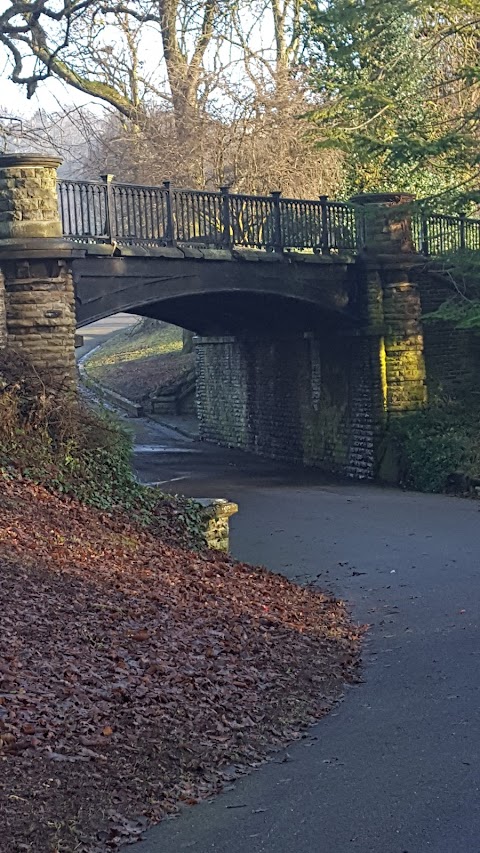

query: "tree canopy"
(305, 0), (480, 204)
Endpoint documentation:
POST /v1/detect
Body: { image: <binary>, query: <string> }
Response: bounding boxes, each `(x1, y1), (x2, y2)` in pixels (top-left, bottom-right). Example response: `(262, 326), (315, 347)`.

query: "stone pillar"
(351, 191), (416, 254)
(197, 499), (239, 552)
(0, 269), (6, 351)
(382, 269), (426, 413)
(353, 192), (426, 417)
(0, 154), (76, 386)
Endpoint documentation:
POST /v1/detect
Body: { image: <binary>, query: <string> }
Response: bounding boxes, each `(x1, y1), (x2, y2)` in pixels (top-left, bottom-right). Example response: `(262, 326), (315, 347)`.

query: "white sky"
(1, 75), (97, 116)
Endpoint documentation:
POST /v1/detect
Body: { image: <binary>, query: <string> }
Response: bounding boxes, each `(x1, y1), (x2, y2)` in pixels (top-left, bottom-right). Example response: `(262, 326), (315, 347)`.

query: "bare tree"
(0, 0), (343, 195)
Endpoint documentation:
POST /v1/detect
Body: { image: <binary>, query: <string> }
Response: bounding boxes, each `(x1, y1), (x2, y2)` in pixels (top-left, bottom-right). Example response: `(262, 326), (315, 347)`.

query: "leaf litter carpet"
(0, 474), (363, 851)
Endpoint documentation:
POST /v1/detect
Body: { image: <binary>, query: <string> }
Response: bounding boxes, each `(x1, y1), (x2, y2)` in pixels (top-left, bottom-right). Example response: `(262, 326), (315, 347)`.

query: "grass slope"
(85, 322), (194, 403)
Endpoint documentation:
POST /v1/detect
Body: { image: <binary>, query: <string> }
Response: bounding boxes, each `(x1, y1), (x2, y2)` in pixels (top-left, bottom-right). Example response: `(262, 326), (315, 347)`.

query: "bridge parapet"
(0, 153), (62, 240)
(350, 192), (416, 254)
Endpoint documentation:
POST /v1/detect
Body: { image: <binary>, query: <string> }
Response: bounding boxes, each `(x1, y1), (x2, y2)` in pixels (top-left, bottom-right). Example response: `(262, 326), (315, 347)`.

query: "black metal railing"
(58, 179), (109, 239)
(57, 177), (480, 257)
(413, 211), (480, 256)
(57, 179), (358, 253)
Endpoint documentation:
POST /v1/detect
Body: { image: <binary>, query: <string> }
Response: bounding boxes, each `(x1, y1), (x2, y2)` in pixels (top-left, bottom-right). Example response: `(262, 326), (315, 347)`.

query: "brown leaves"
(0, 473), (363, 853)
(128, 629), (150, 642)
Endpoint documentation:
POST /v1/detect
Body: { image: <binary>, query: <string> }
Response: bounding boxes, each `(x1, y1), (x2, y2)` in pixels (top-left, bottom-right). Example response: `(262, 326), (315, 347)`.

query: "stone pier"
(0, 153), (76, 386)
(196, 193), (427, 478)
(352, 192), (427, 417)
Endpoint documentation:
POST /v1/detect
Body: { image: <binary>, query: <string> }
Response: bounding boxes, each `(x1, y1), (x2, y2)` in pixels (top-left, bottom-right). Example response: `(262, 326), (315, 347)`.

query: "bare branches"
(0, 0), (340, 195)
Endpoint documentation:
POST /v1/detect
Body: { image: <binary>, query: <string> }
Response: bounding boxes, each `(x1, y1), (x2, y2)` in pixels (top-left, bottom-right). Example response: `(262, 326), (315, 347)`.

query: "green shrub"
(390, 406), (480, 493)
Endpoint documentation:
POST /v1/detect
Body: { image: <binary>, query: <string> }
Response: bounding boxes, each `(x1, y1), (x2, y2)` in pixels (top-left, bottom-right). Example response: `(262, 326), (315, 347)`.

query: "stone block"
(0, 154), (62, 240)
(198, 248), (232, 261)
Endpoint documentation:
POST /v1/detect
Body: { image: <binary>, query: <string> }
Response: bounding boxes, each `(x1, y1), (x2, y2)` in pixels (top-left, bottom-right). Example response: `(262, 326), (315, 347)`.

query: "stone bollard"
(197, 498), (239, 551)
(0, 269), (6, 350)
(352, 192), (426, 417)
(0, 153), (76, 387)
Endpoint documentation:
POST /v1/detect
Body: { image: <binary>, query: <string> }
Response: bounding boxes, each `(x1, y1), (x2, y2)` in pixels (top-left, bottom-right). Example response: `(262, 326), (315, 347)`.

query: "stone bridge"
(1, 153), (479, 480)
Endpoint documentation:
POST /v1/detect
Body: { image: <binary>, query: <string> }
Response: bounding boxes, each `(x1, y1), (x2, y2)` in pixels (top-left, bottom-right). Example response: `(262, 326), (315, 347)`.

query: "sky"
(1, 72), (103, 117)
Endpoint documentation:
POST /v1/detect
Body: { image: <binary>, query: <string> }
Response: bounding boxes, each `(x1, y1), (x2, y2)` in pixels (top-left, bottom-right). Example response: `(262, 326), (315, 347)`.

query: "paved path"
(129, 423), (480, 853)
(80, 320), (480, 852)
(76, 312), (138, 360)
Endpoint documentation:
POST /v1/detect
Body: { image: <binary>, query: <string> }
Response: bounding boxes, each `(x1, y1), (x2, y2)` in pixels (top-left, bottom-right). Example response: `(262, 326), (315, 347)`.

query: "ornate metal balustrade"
(57, 180), (359, 253)
(413, 211), (480, 256)
(57, 177), (480, 256)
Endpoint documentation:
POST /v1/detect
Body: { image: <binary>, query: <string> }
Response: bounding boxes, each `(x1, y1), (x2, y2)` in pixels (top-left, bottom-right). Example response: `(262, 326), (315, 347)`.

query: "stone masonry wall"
(0, 157), (62, 240)
(195, 337), (249, 447)
(0, 270), (6, 350)
(196, 331), (379, 478)
(0, 153), (77, 386)
(3, 259), (76, 385)
(418, 272), (480, 408)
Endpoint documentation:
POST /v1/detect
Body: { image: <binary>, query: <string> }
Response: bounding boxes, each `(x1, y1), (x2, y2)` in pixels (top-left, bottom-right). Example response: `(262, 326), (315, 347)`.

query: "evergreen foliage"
(305, 0), (480, 202)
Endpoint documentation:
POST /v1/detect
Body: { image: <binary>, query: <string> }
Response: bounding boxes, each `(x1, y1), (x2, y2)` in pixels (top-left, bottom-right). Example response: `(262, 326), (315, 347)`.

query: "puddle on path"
(133, 444), (199, 454)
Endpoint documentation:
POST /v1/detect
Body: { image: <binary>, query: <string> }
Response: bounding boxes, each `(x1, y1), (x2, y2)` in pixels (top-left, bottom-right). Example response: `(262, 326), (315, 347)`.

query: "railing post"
(270, 190), (283, 253)
(163, 180), (176, 246)
(319, 194), (329, 254)
(220, 185), (232, 249)
(459, 213), (466, 250)
(420, 212), (429, 256)
(100, 173), (115, 242)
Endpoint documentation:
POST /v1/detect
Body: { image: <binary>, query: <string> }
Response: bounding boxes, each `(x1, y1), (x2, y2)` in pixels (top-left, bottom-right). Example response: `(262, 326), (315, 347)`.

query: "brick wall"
(419, 272), (480, 408)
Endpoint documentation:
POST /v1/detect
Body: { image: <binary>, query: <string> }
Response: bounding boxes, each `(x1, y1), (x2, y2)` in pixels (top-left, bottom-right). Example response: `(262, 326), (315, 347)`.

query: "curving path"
(130, 418), (480, 853)
(82, 318), (480, 853)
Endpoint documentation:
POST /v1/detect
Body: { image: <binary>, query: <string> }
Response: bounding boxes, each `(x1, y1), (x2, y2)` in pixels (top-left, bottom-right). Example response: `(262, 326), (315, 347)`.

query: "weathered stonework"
(417, 270), (480, 409)
(345, 337), (382, 478)
(0, 154), (62, 240)
(197, 499), (239, 551)
(355, 193), (427, 419)
(381, 273), (427, 413)
(195, 194), (428, 480)
(196, 337), (249, 448)
(2, 258), (76, 385)
(0, 269), (6, 350)
(3, 159), (467, 484)
(196, 331), (379, 479)
(0, 154), (77, 386)
(351, 192), (416, 254)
